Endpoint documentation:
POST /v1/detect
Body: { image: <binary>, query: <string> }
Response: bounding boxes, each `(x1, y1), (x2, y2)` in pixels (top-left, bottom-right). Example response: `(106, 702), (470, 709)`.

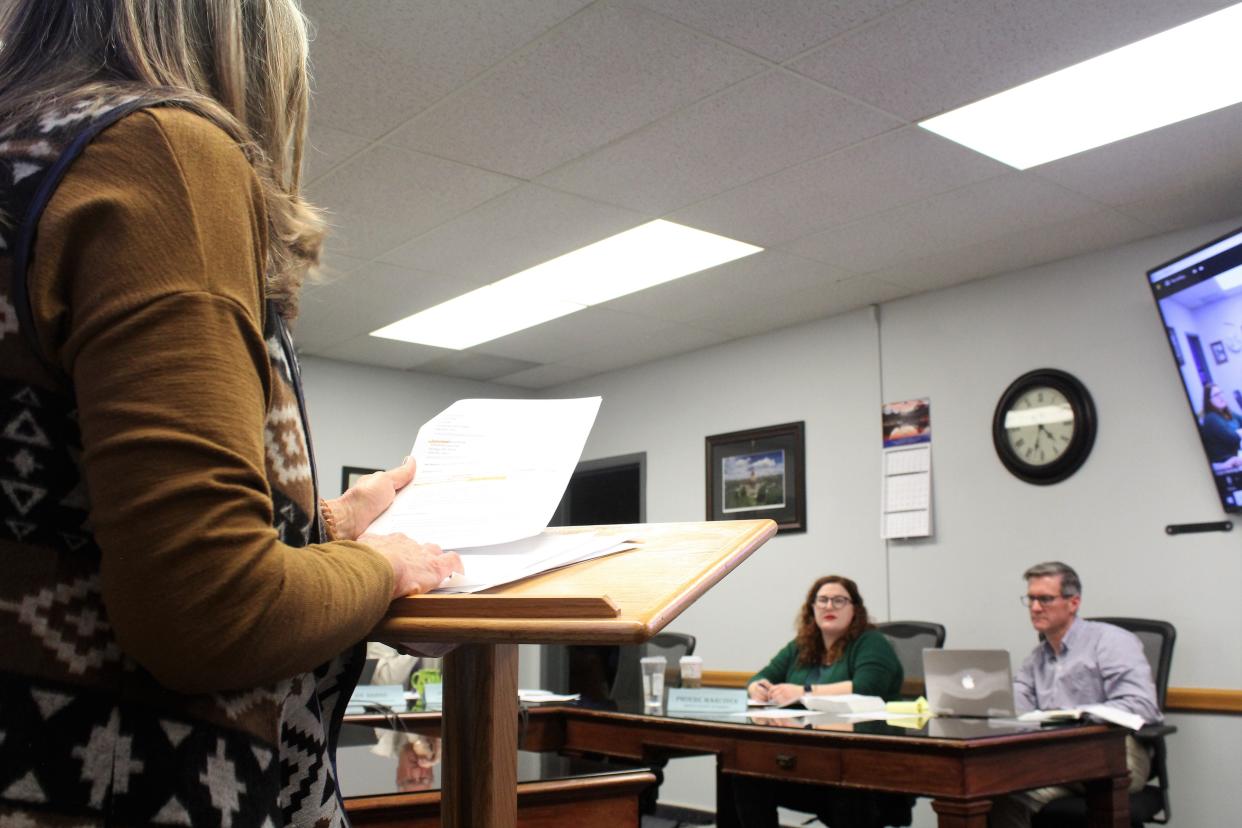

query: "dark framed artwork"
(341, 466), (381, 492)
(1167, 326), (1184, 366)
(705, 421), (805, 534)
(1211, 340), (1228, 365)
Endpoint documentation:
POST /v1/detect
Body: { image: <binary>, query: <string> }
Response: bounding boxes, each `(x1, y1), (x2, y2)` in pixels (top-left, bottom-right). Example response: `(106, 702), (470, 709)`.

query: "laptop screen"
(923, 649), (1016, 717)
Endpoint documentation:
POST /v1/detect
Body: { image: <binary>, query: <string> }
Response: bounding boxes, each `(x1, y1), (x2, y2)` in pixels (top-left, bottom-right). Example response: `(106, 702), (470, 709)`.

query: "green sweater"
(750, 629), (904, 700)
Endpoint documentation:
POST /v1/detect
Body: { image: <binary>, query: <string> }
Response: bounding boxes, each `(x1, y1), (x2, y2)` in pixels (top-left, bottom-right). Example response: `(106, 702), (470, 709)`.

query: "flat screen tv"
(1148, 224), (1242, 512)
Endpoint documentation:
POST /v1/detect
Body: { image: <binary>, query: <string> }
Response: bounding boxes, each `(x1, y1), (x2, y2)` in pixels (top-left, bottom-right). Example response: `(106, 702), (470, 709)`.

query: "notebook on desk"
(923, 649), (1016, 718)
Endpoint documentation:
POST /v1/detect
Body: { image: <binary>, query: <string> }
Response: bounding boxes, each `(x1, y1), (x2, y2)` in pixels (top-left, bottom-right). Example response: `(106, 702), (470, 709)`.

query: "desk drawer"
(729, 741), (842, 783)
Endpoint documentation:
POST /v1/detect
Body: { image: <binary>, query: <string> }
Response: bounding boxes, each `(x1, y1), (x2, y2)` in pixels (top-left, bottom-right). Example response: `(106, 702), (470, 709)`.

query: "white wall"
(301, 217), (1242, 827)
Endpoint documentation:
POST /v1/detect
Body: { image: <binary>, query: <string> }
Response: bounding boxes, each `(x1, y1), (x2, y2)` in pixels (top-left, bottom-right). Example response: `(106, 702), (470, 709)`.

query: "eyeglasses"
(814, 595), (852, 609)
(1020, 594), (1066, 608)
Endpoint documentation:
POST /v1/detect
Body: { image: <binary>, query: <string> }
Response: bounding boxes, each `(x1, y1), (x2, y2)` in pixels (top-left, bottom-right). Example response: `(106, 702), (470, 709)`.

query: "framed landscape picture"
(705, 421), (805, 534)
(341, 465), (380, 493)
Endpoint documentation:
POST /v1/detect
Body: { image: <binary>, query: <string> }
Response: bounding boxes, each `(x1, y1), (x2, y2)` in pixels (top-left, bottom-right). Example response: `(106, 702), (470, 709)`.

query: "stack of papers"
(435, 532), (637, 593)
(365, 397), (639, 593)
(518, 689), (580, 704)
(801, 693), (886, 714)
(1018, 704), (1144, 731)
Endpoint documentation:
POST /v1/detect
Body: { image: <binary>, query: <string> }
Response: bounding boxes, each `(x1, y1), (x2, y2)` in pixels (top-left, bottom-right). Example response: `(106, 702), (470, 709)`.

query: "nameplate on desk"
(346, 684), (406, 713)
(666, 688), (748, 714)
(422, 682), (443, 708)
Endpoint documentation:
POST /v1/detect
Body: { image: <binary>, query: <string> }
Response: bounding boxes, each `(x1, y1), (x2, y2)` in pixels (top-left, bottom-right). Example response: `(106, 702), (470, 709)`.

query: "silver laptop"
(923, 649), (1016, 718)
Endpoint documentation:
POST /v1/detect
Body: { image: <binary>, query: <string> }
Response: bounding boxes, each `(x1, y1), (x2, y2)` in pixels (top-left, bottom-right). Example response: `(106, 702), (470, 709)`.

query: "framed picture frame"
(1211, 340), (1228, 365)
(341, 465), (381, 492)
(705, 421), (805, 534)
(1167, 326), (1184, 366)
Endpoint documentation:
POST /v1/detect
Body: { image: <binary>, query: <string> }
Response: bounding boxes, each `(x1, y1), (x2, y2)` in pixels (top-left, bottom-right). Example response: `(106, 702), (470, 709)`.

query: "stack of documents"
(365, 397), (638, 593)
(1018, 704), (1144, 730)
(801, 693), (887, 714)
(518, 689), (580, 704)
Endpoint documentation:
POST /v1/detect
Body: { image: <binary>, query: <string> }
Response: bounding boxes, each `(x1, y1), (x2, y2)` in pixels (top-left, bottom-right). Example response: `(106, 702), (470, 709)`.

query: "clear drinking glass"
(640, 656), (667, 710)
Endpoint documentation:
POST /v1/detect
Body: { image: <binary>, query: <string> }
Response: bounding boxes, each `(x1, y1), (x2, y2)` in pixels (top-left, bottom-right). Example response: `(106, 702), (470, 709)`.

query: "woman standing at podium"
(737, 575), (910, 827)
(0, 2), (460, 827)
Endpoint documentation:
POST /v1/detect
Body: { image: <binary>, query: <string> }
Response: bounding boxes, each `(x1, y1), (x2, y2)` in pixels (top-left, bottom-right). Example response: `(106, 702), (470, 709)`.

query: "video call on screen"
(1149, 226), (1242, 511)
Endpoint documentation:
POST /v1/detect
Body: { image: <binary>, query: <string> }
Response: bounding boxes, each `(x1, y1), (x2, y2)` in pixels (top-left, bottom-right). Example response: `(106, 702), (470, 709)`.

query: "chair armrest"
(1136, 723), (1177, 742)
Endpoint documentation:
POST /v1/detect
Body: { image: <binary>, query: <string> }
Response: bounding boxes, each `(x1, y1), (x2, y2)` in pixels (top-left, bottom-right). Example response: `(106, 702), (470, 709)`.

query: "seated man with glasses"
(990, 561), (1162, 828)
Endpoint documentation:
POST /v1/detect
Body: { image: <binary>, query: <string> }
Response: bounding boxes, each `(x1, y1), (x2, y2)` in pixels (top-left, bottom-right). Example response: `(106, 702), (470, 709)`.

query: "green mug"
(410, 667), (442, 710)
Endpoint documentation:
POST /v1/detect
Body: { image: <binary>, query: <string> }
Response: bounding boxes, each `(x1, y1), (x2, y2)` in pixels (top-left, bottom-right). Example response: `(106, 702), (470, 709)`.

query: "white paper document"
(1018, 705), (1144, 731)
(366, 397), (602, 549)
(733, 708), (826, 720)
(435, 532), (638, 593)
(519, 689), (581, 703)
(362, 397), (639, 593)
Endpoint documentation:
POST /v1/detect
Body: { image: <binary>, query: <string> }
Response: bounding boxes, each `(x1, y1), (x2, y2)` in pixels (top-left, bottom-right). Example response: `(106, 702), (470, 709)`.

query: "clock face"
(992, 369), (1096, 485)
(1003, 386), (1076, 467)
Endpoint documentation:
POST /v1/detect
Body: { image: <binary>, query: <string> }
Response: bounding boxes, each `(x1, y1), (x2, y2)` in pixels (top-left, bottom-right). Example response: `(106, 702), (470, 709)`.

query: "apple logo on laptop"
(961, 674), (976, 690)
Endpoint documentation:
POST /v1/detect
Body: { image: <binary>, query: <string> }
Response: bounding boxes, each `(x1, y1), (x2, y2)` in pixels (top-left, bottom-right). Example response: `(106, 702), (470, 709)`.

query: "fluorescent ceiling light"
(1217, 263), (1242, 292)
(371, 220), (761, 349)
(370, 284), (583, 350)
(919, 3), (1242, 169)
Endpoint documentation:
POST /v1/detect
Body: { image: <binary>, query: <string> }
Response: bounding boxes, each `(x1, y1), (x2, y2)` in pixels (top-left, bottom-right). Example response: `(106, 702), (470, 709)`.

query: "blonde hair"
(0, 0), (325, 319)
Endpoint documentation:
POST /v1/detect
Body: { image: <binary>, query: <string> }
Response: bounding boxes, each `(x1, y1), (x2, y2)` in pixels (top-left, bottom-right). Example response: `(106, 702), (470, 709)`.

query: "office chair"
(873, 621), (946, 698)
(609, 631), (696, 703)
(1032, 617), (1177, 828)
(604, 632), (696, 814)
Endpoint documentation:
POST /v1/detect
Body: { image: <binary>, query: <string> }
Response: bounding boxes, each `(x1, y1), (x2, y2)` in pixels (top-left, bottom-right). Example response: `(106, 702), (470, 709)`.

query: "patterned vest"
(0, 96), (363, 827)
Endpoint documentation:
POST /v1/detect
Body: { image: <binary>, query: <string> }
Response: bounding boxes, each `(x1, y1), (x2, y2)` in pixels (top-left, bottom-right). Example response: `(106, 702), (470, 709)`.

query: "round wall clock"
(992, 368), (1097, 485)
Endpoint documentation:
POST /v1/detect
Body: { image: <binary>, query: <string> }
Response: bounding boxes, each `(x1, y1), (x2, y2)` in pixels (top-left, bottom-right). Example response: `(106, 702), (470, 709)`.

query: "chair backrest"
(1089, 617), (1176, 710)
(874, 621), (946, 680)
(609, 631), (696, 703)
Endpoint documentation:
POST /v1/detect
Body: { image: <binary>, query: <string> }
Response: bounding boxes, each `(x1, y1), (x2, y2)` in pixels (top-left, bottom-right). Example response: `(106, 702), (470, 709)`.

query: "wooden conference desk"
(338, 730), (655, 828)
(346, 704), (1131, 828)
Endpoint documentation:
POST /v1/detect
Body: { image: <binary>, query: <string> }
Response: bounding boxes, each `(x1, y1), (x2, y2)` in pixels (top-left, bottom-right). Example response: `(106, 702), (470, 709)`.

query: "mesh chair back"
(1089, 617), (1175, 710)
(874, 621), (946, 680)
(609, 631), (697, 703)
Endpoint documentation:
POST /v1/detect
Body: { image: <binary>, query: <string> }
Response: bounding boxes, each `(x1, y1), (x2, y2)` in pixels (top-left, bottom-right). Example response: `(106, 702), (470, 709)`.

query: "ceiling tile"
(565, 322), (732, 375)
(295, 262), (474, 353)
(630, 0), (912, 62)
(473, 306), (693, 365)
(303, 125), (371, 184)
(538, 69), (901, 213)
(788, 0), (1236, 121)
(314, 332), (452, 371)
(415, 352), (541, 381)
(314, 253), (369, 279)
(671, 126), (1007, 246)
(307, 144), (520, 260)
(384, 1), (769, 178)
(1032, 102), (1242, 207)
(491, 362), (604, 389)
(1116, 179), (1242, 236)
(784, 173), (1103, 273)
(599, 250), (851, 323)
(688, 274), (910, 337)
(303, 0), (594, 137)
(377, 184), (644, 284)
(873, 208), (1153, 293)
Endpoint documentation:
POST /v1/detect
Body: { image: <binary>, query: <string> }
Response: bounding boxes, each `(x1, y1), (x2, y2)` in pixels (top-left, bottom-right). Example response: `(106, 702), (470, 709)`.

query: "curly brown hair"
(794, 575), (873, 667)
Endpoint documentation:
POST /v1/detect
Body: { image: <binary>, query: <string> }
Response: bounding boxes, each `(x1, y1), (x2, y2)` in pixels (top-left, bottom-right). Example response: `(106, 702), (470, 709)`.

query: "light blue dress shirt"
(1013, 617), (1162, 724)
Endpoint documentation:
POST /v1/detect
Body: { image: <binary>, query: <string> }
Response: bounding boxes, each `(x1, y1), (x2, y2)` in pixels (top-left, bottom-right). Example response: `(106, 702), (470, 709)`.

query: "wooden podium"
(371, 519), (776, 828)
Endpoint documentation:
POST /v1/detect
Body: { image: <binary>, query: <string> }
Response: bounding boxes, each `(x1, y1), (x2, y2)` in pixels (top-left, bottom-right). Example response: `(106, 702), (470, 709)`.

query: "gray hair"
(1023, 561), (1081, 597)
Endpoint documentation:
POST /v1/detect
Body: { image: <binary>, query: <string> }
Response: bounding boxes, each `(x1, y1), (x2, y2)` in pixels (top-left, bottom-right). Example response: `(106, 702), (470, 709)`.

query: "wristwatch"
(804, 683), (812, 694)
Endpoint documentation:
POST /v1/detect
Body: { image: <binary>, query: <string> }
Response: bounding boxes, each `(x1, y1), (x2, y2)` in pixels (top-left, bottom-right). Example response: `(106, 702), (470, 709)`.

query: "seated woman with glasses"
(1200, 383), (1242, 471)
(747, 574), (903, 706)
(736, 575), (910, 828)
